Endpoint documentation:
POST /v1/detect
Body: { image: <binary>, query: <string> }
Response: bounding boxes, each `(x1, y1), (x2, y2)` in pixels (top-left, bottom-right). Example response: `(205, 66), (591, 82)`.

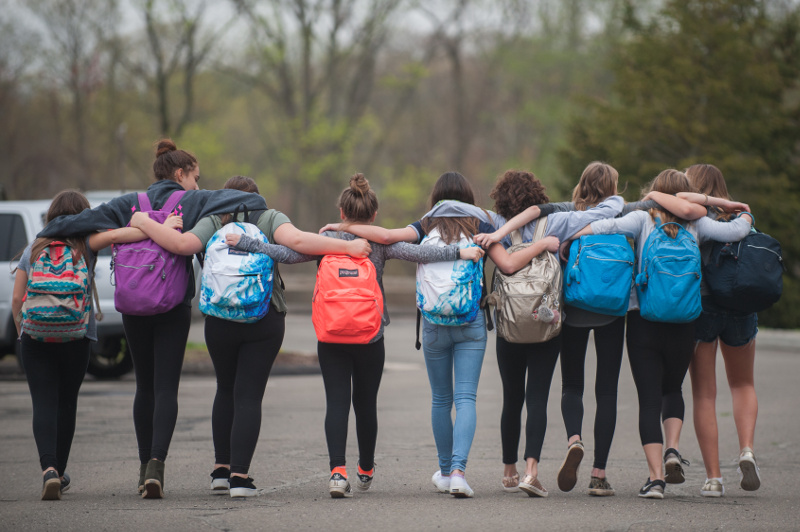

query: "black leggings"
(20, 335), (90, 474)
(317, 338), (385, 471)
(123, 304), (192, 463)
(625, 311), (694, 446)
(205, 310), (285, 475)
(496, 334), (561, 464)
(560, 318), (625, 470)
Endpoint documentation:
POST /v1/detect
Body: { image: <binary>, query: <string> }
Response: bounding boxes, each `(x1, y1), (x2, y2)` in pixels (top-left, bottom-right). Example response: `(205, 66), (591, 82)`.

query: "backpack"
(21, 241), (91, 342)
(312, 255), (384, 344)
(564, 234), (634, 316)
(111, 191), (189, 316)
(635, 217), (702, 323)
(199, 208), (277, 323)
(487, 221), (562, 344)
(703, 223), (784, 313)
(415, 228), (483, 326)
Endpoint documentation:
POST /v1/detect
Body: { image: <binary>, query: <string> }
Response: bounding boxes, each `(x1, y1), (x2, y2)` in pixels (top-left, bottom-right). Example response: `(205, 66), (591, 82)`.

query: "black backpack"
(703, 228), (785, 313)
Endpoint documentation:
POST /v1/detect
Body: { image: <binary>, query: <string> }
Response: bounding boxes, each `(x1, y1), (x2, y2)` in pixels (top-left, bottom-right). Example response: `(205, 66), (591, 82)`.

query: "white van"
(0, 196), (132, 378)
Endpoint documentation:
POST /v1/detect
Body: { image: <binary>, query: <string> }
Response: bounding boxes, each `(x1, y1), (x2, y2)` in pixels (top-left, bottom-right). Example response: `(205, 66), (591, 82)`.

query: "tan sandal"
(519, 474), (549, 498)
(502, 472), (520, 492)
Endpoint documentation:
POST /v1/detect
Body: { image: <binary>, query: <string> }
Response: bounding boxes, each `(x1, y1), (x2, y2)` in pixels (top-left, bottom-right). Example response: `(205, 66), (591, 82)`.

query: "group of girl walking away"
(13, 137), (770, 502)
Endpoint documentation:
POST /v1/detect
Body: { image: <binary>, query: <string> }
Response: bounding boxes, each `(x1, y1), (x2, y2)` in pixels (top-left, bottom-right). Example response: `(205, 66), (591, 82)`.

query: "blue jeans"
(422, 312), (487, 474)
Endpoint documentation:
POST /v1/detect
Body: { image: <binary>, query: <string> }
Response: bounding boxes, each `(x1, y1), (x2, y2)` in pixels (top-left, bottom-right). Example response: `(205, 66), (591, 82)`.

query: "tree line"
(1, 0), (798, 327)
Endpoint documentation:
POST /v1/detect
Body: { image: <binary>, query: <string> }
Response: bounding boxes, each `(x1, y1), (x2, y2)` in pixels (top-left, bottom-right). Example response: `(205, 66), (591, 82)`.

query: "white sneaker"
(329, 472), (353, 498)
(431, 471), (450, 493)
(738, 448), (761, 491)
(449, 475), (474, 498)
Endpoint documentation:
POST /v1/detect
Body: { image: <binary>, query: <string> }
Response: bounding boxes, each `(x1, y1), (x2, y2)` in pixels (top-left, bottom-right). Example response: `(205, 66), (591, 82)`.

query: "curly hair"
(490, 170), (550, 220)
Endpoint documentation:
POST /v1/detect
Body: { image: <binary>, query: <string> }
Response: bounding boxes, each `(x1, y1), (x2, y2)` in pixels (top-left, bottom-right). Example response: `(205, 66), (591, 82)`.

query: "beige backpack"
(486, 220), (562, 343)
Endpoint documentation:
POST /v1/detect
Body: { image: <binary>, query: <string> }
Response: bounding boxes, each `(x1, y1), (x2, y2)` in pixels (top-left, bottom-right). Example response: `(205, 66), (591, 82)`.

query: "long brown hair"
(220, 175), (260, 225)
(572, 161), (618, 211)
(29, 190), (91, 266)
(338, 173), (379, 224)
(421, 171), (482, 244)
(490, 170), (549, 219)
(644, 169), (695, 238)
(685, 163), (732, 221)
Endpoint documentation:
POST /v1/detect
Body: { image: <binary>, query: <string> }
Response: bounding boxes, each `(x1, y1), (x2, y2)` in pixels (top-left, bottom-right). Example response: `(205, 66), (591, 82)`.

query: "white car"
(0, 195), (131, 377)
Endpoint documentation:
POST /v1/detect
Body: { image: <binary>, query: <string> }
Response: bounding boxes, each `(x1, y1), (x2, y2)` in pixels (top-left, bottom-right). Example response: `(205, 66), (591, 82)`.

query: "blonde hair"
(572, 161), (619, 211)
(338, 173), (378, 224)
(644, 169), (695, 238)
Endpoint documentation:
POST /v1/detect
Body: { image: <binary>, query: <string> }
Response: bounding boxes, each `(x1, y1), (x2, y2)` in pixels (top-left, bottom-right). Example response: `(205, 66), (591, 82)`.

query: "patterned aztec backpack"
(21, 241), (92, 342)
(486, 220), (562, 344)
(564, 234), (635, 316)
(414, 227), (491, 349)
(635, 217), (702, 323)
(312, 254), (384, 344)
(199, 208), (278, 323)
(702, 216), (784, 313)
(111, 191), (188, 315)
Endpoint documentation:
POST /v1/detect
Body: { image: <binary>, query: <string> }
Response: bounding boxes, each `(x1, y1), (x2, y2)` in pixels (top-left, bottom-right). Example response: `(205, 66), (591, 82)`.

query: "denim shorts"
(694, 298), (758, 347)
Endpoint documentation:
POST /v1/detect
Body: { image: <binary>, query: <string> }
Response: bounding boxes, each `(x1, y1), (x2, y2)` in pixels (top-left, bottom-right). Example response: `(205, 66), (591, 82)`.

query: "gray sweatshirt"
(591, 210), (753, 311)
(234, 232), (460, 342)
(417, 197), (626, 246)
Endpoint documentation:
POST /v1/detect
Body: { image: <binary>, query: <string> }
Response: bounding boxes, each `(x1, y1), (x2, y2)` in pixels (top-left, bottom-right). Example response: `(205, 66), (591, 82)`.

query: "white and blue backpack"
(635, 216), (702, 323)
(414, 227), (488, 348)
(199, 209), (277, 323)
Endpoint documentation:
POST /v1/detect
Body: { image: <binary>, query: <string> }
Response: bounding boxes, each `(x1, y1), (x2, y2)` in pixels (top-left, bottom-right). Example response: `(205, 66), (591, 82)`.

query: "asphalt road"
(1, 315), (798, 531)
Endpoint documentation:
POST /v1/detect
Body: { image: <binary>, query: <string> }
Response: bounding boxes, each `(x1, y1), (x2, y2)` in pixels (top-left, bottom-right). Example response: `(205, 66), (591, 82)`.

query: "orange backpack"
(312, 255), (384, 344)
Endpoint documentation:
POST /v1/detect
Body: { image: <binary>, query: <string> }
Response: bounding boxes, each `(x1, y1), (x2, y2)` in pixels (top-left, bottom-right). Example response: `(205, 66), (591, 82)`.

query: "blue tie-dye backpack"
(199, 210), (277, 323)
(415, 228), (483, 327)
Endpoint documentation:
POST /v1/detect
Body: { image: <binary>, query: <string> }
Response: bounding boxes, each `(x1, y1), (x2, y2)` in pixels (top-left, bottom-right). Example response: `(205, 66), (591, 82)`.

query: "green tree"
(560, 0), (800, 327)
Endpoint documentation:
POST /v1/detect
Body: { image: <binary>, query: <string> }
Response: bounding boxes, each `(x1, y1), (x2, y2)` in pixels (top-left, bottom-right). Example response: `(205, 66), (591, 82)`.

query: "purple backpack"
(111, 191), (189, 315)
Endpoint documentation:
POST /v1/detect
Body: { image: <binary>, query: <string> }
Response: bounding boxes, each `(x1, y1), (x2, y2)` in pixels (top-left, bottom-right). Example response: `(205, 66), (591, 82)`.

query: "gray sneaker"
(41, 470), (61, 501)
(664, 448), (689, 484)
(588, 476), (615, 496)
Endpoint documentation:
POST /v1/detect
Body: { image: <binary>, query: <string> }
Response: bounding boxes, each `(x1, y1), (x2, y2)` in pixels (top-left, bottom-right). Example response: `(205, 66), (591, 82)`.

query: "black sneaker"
(60, 473), (71, 493)
(210, 467), (231, 490)
(664, 448), (689, 484)
(41, 470), (61, 500)
(638, 478), (665, 499)
(229, 476), (258, 498)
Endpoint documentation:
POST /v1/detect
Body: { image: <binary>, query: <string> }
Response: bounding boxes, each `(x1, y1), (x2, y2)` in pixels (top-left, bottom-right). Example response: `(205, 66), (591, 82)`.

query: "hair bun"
(350, 173), (370, 196)
(155, 139), (178, 158)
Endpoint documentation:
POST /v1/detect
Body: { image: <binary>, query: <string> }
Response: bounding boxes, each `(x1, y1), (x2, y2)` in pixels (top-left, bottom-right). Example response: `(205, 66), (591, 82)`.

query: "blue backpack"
(635, 217), (702, 323)
(564, 234), (634, 316)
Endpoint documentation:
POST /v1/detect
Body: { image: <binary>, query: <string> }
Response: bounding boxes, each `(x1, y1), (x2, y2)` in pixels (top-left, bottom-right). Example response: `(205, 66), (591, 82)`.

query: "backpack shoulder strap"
(415, 309), (422, 350)
(532, 217), (548, 243)
(481, 264), (494, 331)
(161, 190), (186, 214)
(137, 192), (152, 212)
(510, 230), (523, 246)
